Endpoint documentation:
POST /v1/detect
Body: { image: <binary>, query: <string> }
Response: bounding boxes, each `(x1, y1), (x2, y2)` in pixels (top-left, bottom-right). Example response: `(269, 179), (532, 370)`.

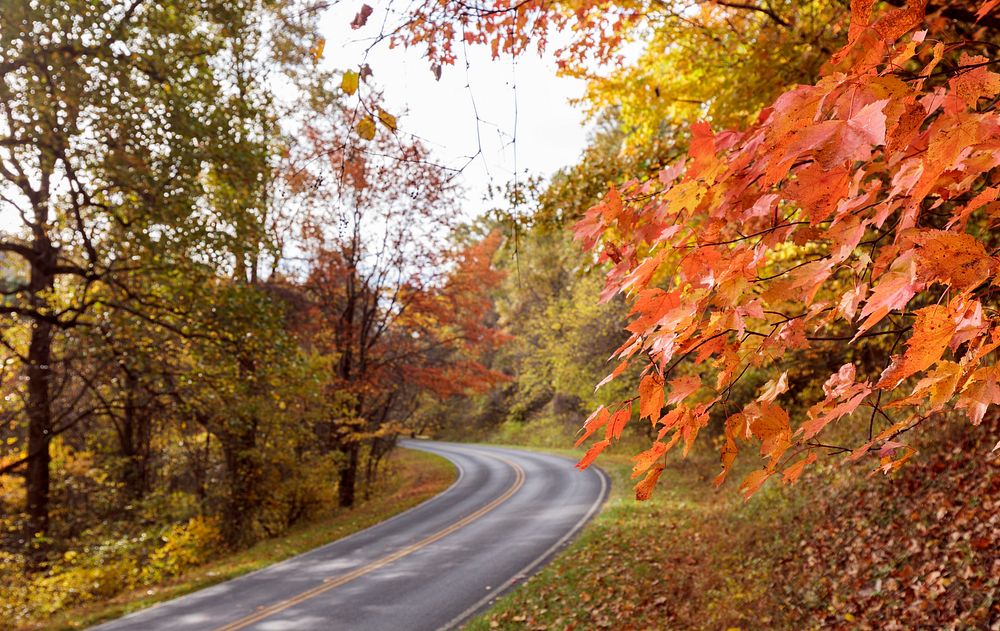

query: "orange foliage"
(571, 0), (1000, 499)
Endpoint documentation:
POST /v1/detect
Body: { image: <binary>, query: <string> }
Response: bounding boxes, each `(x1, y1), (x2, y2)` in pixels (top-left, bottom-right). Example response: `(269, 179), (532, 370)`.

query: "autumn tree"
(571, 0), (1000, 499)
(287, 106), (506, 506)
(0, 0), (321, 553)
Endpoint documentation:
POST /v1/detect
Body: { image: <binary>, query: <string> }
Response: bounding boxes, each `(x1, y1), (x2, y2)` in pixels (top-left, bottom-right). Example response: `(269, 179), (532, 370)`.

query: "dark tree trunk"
(24, 231), (56, 559)
(25, 319), (53, 550)
(120, 371), (151, 500)
(221, 426), (259, 546)
(338, 441), (359, 508)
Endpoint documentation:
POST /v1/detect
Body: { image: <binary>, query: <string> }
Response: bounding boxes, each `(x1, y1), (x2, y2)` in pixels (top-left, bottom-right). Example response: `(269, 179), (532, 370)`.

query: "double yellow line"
(215, 454), (525, 631)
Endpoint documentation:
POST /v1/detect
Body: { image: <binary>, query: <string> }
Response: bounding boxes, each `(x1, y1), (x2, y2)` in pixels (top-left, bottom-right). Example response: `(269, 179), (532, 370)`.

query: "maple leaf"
(714, 414), (740, 487)
(800, 378), (872, 440)
(950, 54), (1000, 108)
(634, 463), (665, 501)
(886, 360), (963, 411)
(956, 366), (1000, 425)
(576, 439), (611, 471)
(977, 0), (1000, 21)
(631, 441), (668, 479)
(757, 371), (789, 403)
(782, 452), (817, 485)
(638, 372), (664, 424)
(604, 406), (631, 440)
(856, 251), (921, 335)
(907, 229), (997, 292)
(876, 304), (957, 389)
(575, 407), (609, 447)
(779, 99), (888, 169)
(749, 402), (792, 464)
(666, 374), (701, 405)
(739, 469), (772, 501)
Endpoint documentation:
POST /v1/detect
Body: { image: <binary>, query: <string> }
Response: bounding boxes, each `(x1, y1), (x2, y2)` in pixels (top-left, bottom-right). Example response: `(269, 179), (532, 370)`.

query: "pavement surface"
(91, 440), (609, 631)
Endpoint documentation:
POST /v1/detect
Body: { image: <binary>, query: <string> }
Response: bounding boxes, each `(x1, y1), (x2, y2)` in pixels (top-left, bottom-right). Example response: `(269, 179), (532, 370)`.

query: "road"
(92, 441), (609, 631)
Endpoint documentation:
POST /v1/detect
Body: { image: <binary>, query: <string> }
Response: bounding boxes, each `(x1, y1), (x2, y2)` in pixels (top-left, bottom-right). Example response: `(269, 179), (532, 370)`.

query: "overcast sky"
(318, 2), (589, 217)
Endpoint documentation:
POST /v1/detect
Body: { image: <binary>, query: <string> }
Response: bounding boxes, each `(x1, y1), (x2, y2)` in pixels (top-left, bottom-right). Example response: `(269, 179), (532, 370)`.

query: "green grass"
(32, 448), (456, 631)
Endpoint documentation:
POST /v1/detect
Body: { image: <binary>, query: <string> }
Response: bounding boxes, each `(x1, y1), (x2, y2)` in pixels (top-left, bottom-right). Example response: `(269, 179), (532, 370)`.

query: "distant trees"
(289, 113), (508, 506)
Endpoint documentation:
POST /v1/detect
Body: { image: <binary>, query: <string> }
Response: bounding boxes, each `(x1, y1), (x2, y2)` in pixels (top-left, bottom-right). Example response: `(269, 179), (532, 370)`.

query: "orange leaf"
(782, 452), (817, 485)
(574, 407), (609, 447)
(604, 406), (631, 441)
(739, 469), (772, 501)
(956, 365), (1000, 425)
(908, 229), (997, 292)
(950, 53), (1000, 108)
(638, 373), (665, 424)
(635, 463), (665, 501)
(666, 375), (701, 405)
(876, 304), (957, 389)
(576, 439), (611, 471)
(630, 441), (668, 479)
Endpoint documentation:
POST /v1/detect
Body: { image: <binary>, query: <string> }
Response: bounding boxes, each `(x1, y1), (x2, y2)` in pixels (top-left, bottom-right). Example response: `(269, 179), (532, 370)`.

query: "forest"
(1, 0), (999, 628)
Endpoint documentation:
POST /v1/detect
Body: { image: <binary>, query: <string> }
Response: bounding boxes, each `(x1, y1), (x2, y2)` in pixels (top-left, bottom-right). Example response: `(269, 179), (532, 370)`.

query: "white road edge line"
(436, 460), (611, 631)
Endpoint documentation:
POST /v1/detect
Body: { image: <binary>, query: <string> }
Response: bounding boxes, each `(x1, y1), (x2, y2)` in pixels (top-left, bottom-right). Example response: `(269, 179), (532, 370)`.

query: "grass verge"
(468, 421), (999, 630)
(464, 444), (802, 630)
(32, 447), (456, 631)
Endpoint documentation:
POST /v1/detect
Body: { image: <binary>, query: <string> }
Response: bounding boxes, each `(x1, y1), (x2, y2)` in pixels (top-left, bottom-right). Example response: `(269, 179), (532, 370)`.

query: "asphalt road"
(91, 441), (609, 631)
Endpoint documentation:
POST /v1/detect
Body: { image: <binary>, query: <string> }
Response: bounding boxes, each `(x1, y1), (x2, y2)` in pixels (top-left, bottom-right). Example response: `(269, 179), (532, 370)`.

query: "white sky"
(317, 2), (589, 218)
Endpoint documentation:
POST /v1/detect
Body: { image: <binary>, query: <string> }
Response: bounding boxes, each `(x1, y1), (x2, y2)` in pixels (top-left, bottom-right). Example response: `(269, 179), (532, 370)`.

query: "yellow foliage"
(142, 516), (223, 582)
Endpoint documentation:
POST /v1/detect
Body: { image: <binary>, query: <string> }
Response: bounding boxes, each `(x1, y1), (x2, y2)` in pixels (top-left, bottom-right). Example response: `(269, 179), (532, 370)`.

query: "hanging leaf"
(351, 4), (374, 29)
(377, 108), (397, 131)
(634, 463), (665, 501)
(341, 70), (359, 95)
(356, 116), (376, 140)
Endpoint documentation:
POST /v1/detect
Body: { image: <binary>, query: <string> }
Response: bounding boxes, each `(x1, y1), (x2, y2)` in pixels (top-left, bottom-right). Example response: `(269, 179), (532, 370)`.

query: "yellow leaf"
(377, 108), (397, 131)
(356, 116), (376, 140)
(311, 37), (326, 61)
(341, 70), (359, 95)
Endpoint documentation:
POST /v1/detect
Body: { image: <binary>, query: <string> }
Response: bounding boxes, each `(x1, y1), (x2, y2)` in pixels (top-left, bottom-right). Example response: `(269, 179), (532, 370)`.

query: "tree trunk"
(221, 427), (259, 546)
(25, 319), (53, 554)
(338, 441), (359, 508)
(120, 371), (151, 500)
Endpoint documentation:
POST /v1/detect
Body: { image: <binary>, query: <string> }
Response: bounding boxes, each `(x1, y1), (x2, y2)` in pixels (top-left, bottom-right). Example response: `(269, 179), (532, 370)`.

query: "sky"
(317, 2), (589, 218)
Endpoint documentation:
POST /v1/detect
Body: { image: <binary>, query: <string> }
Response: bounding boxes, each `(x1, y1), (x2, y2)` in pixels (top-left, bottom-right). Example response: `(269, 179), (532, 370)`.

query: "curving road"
(91, 441), (608, 631)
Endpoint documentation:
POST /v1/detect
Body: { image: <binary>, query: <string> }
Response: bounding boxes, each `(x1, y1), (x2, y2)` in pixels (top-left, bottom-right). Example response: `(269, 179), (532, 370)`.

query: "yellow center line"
(214, 453), (526, 631)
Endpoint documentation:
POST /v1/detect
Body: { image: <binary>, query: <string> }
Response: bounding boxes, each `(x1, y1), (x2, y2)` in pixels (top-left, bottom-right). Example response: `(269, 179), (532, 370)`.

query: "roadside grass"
(465, 441), (814, 630)
(30, 448), (456, 631)
(469, 418), (1000, 630)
